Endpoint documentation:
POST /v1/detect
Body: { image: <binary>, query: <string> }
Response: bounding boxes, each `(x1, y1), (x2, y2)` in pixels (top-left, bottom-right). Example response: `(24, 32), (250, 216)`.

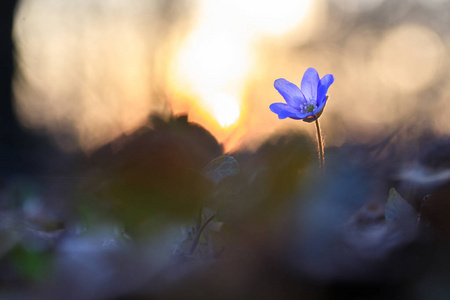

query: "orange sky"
(12, 0), (450, 153)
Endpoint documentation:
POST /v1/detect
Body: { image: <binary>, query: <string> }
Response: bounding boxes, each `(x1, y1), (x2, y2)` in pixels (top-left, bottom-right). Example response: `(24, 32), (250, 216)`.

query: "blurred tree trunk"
(0, 0), (19, 145)
(0, 0), (40, 175)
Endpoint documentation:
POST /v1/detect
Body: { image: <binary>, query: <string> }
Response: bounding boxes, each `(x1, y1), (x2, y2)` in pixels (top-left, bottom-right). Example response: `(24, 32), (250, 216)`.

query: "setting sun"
(13, 0), (318, 152)
(211, 93), (241, 128)
(170, 22), (251, 129)
(169, 0), (315, 143)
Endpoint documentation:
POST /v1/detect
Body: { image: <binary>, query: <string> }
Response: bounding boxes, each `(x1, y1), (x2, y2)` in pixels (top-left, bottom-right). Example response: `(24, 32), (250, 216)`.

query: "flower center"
(300, 103), (315, 113)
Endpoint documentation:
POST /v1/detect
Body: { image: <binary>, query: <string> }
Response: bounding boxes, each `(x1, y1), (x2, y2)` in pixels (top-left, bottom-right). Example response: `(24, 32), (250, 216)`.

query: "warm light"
(13, 0), (158, 152)
(226, 0), (312, 35)
(330, 0), (386, 13)
(372, 23), (444, 93)
(173, 27), (251, 98)
(211, 94), (240, 128)
(170, 0), (314, 139)
(13, 0), (317, 153)
(204, 0), (313, 36)
(171, 26), (250, 129)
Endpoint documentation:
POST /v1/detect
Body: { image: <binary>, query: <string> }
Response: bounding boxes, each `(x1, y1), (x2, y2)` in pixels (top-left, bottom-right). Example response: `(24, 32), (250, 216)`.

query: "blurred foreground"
(1, 114), (450, 300)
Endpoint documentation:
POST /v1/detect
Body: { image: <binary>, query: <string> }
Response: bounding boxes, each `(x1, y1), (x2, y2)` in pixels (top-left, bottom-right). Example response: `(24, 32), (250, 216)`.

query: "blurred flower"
(270, 68), (334, 122)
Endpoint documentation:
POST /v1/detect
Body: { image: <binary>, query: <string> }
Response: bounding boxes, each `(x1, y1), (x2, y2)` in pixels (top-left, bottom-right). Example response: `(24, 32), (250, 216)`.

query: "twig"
(188, 212), (217, 255)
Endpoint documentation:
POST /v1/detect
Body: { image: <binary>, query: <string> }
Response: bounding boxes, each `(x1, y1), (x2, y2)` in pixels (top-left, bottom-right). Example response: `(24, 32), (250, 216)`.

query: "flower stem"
(315, 119), (324, 168)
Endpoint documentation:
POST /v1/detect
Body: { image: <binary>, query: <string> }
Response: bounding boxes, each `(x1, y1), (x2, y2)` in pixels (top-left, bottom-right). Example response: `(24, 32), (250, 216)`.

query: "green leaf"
(202, 155), (240, 184)
(385, 188), (417, 228)
(11, 246), (51, 282)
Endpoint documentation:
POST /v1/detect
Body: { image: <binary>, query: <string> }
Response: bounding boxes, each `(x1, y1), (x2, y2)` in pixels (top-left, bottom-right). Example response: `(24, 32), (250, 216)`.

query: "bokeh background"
(2, 0), (450, 299)
(12, 0), (450, 154)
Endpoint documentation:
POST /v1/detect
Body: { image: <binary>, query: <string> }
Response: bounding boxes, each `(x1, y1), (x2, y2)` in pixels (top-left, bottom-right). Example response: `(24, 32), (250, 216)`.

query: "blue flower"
(270, 68), (334, 122)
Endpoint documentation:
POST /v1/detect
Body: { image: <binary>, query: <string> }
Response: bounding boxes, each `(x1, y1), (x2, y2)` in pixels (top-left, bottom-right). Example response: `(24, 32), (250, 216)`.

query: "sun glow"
(169, 0), (314, 145)
(14, 0), (316, 153)
(211, 93), (241, 128)
(170, 18), (251, 130)
(223, 0), (313, 36)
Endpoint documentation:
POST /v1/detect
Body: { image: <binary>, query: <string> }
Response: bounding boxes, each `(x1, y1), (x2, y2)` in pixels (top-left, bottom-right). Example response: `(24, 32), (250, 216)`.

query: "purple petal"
(317, 74), (334, 106)
(274, 78), (306, 107)
(270, 103), (298, 119)
(293, 111), (310, 119)
(301, 68), (320, 102)
(313, 96), (328, 115)
(270, 103), (308, 119)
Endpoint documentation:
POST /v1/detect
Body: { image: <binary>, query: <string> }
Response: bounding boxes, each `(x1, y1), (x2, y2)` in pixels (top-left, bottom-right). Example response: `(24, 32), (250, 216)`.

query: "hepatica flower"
(270, 68), (334, 168)
(270, 68), (334, 122)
